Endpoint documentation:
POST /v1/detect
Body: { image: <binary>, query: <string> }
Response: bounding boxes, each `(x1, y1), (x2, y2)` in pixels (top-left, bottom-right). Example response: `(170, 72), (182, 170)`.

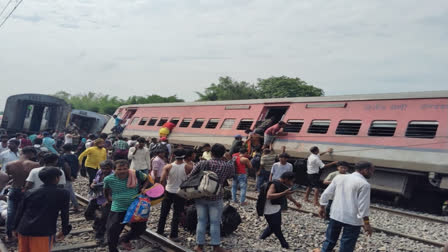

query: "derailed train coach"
(103, 91), (448, 211)
(1, 94), (71, 134)
(1, 94), (110, 136)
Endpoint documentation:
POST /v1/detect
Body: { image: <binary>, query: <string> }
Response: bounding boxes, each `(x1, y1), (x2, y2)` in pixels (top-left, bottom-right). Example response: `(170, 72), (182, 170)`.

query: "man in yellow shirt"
(78, 139), (107, 184)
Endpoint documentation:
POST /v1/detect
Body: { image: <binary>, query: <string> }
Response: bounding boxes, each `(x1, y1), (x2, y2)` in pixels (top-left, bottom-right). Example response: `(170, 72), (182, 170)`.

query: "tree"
(256, 76), (324, 98)
(196, 76), (324, 101)
(53, 92), (184, 115)
(196, 76), (259, 101)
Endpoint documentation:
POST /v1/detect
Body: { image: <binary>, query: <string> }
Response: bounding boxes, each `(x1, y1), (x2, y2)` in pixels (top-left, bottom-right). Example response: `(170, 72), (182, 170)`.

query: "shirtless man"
(5, 146), (40, 241)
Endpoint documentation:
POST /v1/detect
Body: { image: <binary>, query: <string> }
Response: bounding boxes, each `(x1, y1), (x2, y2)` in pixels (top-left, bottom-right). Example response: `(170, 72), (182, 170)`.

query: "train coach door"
(256, 106), (290, 127)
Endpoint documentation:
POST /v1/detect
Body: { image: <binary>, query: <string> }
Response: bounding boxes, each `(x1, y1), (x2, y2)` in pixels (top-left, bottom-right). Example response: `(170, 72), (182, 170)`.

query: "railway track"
(242, 193), (446, 248)
(50, 193), (193, 252)
(247, 180), (448, 224)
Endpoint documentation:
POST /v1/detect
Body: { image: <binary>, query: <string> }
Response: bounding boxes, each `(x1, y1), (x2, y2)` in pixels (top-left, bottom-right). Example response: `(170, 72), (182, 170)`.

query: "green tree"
(256, 76), (324, 98)
(53, 92), (184, 115)
(196, 76), (258, 101)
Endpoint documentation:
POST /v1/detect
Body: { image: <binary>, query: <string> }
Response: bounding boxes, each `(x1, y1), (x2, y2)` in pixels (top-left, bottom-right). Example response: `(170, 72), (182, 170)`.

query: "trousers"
(260, 210), (289, 248)
(321, 219), (361, 252)
(157, 192), (185, 238)
(106, 211), (146, 252)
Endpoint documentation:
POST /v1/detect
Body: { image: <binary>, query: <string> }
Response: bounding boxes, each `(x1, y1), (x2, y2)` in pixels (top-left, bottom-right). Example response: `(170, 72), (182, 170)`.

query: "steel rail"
(243, 194), (445, 248)
(75, 193), (192, 252)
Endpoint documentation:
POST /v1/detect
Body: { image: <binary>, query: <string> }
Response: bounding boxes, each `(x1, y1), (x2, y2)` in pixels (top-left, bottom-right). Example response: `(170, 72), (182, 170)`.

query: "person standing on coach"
(191, 143), (235, 252)
(318, 161), (375, 252)
(78, 139), (107, 185)
(157, 149), (193, 240)
(264, 121), (287, 149)
(305, 146), (337, 206)
(128, 137), (151, 174)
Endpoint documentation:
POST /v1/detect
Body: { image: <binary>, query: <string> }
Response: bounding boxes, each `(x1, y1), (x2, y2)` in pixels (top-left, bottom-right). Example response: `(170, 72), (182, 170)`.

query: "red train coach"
(103, 91), (448, 204)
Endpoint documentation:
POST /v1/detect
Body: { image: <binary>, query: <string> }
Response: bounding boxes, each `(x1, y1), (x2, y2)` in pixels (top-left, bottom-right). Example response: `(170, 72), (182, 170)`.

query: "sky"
(0, 0), (447, 110)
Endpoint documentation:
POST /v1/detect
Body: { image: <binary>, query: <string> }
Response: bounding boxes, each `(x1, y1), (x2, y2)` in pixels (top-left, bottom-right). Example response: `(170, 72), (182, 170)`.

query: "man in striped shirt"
(104, 160), (152, 252)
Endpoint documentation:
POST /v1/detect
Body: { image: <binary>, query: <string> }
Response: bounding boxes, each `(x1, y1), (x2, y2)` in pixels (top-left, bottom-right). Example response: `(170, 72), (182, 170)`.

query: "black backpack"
(256, 182), (271, 216)
(153, 142), (169, 156)
(293, 158), (308, 185)
(184, 204), (198, 234)
(221, 204), (241, 236)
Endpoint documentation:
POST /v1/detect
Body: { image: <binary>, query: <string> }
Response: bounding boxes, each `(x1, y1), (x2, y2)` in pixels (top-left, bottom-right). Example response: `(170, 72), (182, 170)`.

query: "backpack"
(184, 204), (197, 234)
(256, 182), (271, 216)
(221, 204), (241, 236)
(177, 161), (221, 199)
(293, 158), (308, 185)
(153, 142), (169, 156)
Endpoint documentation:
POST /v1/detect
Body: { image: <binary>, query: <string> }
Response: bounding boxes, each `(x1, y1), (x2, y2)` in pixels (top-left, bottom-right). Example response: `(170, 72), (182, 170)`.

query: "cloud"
(0, 0), (448, 110)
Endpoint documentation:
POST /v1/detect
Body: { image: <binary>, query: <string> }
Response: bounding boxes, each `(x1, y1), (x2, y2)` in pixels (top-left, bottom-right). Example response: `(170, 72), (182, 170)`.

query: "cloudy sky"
(0, 0), (447, 110)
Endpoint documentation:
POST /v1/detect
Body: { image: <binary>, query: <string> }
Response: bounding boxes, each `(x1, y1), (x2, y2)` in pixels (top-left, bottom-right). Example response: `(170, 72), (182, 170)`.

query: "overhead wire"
(0, 0), (24, 30)
(0, 0), (12, 18)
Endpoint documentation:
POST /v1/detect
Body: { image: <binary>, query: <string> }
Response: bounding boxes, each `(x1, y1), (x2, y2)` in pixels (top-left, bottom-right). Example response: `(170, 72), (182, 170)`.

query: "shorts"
(264, 134), (275, 145)
(307, 173), (320, 188)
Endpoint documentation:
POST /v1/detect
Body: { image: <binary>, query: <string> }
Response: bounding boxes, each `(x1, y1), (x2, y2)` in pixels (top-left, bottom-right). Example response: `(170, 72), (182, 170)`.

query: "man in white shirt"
(0, 139), (20, 172)
(0, 135), (9, 153)
(305, 146), (337, 206)
(128, 137), (151, 174)
(24, 153), (66, 190)
(269, 153), (293, 181)
(318, 161), (374, 252)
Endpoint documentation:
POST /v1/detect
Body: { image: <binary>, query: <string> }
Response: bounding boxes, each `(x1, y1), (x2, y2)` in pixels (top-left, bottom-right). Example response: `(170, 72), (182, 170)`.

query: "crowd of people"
(0, 123), (380, 252)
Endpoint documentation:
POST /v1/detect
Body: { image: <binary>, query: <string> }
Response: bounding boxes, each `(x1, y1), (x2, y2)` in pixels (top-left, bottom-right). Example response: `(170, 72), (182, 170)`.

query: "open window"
(406, 121), (438, 139)
(221, 118), (236, 129)
(368, 121), (397, 137)
(336, 120), (362, 135)
(130, 117), (140, 125)
(308, 120), (331, 134)
(147, 117), (158, 126)
(283, 119), (304, 133)
(263, 107), (289, 124)
(179, 118), (192, 128)
(139, 117), (148, 125)
(170, 117), (180, 126)
(205, 119), (220, 129)
(157, 117), (168, 126)
(237, 119), (254, 130)
(192, 118), (205, 128)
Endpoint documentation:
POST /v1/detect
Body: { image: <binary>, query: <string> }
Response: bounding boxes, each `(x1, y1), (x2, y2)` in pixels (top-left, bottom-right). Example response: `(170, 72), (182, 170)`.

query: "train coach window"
(131, 117), (140, 125)
(284, 119), (304, 133)
(237, 119), (254, 130)
(205, 119), (220, 129)
(192, 118), (205, 128)
(179, 118), (192, 128)
(170, 117), (180, 126)
(308, 120), (330, 134)
(157, 117), (168, 126)
(221, 118), (236, 129)
(368, 121), (397, 137)
(406, 121), (438, 139)
(336, 120), (362, 135)
(147, 117), (158, 126)
(139, 117), (148, 126)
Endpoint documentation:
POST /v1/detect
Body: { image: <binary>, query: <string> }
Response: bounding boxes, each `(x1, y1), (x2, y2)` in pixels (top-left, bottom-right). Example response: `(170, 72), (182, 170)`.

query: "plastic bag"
(122, 195), (151, 224)
(144, 183), (165, 206)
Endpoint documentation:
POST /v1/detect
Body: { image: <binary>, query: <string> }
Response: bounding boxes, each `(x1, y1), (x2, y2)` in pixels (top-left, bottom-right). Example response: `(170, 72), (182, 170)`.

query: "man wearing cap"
(157, 149), (193, 240)
(229, 135), (243, 155)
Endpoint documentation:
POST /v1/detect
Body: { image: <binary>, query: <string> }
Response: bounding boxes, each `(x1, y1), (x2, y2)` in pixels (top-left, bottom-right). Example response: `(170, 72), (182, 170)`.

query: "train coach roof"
(6, 93), (68, 105)
(119, 90), (448, 108)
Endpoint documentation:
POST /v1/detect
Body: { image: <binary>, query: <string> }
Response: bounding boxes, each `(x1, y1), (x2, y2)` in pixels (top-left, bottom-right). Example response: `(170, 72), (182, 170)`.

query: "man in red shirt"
(160, 121), (176, 138)
(264, 121), (287, 149)
(231, 148), (253, 206)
